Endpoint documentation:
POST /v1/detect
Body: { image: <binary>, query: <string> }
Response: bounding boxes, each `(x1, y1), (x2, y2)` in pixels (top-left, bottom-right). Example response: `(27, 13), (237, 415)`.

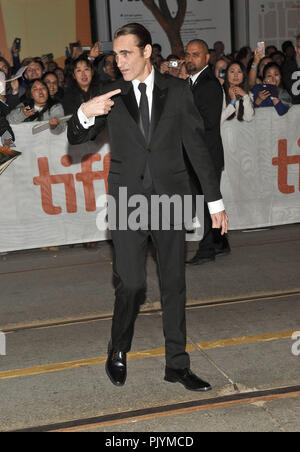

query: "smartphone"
(14, 38), (21, 51)
(42, 53), (54, 60)
(257, 41), (265, 56)
(23, 99), (34, 110)
(99, 41), (113, 53)
(260, 83), (278, 98)
(70, 41), (80, 48)
(219, 69), (226, 79)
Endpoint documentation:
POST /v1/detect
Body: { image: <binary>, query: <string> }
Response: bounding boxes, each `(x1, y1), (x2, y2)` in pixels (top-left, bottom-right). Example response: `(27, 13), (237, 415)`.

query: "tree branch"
(174, 0), (187, 28)
(142, 0), (171, 30)
(158, 0), (172, 21)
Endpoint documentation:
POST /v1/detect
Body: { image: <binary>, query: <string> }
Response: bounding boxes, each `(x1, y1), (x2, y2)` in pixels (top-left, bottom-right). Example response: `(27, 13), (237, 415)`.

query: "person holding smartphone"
(252, 62), (291, 116)
(7, 79), (66, 134)
(214, 58), (229, 85)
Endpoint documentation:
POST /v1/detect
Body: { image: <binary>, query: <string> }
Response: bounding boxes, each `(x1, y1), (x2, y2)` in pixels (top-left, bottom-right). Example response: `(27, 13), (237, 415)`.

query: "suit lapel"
(149, 71), (168, 143)
(120, 81), (139, 124)
(193, 66), (210, 89)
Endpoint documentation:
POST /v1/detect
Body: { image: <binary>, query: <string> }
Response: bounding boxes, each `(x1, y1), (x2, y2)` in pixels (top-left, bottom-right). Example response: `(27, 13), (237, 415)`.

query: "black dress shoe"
(105, 350), (127, 387)
(214, 234), (231, 257)
(185, 254), (215, 265)
(164, 367), (212, 392)
(214, 242), (231, 257)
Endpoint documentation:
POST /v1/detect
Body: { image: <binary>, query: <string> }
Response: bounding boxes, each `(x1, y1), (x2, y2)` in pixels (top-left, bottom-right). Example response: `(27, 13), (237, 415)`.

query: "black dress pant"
(110, 224), (190, 370)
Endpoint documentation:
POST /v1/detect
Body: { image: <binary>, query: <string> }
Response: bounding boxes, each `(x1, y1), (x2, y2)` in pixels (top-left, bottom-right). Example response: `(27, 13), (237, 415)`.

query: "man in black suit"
(68, 24), (228, 391)
(185, 39), (231, 266)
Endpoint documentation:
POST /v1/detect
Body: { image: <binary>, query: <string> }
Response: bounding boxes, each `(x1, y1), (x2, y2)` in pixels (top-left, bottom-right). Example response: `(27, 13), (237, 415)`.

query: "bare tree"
(142, 0), (187, 57)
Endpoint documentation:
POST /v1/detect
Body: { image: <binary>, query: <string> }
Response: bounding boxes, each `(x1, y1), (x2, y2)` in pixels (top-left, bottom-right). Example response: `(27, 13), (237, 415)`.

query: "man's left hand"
(211, 211), (229, 235)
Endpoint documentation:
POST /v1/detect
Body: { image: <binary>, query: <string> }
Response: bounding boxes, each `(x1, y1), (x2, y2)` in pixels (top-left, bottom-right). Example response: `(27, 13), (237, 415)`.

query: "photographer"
(160, 55), (183, 78)
(252, 62), (291, 116)
(214, 58), (229, 85)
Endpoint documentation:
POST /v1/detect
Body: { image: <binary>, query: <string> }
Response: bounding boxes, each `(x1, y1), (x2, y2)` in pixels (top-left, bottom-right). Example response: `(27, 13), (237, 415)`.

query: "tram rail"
(1, 289), (300, 334)
(12, 385), (300, 432)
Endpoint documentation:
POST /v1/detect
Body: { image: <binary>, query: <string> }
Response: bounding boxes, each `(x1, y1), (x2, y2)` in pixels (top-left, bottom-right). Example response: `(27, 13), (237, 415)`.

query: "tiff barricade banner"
(0, 106), (300, 252)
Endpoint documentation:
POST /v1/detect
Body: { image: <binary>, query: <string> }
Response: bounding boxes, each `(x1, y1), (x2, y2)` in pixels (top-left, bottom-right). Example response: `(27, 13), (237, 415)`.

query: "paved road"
(0, 224), (299, 432)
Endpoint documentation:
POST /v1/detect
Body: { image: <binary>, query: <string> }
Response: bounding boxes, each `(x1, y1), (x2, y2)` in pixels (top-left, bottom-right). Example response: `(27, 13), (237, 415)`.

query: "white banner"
(221, 106), (300, 230)
(109, 0), (232, 56)
(0, 106), (300, 252)
(0, 126), (111, 252)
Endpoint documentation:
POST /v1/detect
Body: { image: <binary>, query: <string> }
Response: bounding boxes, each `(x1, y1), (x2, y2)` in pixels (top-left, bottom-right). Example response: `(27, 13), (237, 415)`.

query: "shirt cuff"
(78, 106), (95, 129)
(207, 199), (225, 215)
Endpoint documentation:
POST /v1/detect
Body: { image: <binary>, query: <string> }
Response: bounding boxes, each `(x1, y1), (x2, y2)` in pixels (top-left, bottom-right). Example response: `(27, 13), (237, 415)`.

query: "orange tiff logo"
(33, 153), (110, 215)
(272, 139), (300, 194)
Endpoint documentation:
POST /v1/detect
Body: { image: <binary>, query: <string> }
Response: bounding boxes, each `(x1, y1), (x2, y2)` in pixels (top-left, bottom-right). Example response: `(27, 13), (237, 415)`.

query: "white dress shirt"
(78, 66), (225, 214)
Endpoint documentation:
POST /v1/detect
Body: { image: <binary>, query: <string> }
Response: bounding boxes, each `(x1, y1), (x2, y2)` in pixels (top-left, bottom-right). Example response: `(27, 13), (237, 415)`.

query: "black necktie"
(138, 82), (152, 190)
(189, 78), (193, 89)
(138, 82), (150, 142)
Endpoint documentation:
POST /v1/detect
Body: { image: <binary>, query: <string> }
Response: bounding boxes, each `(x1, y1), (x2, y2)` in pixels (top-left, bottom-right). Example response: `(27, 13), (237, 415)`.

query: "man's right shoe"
(214, 242), (231, 257)
(164, 367), (212, 392)
(105, 350), (127, 387)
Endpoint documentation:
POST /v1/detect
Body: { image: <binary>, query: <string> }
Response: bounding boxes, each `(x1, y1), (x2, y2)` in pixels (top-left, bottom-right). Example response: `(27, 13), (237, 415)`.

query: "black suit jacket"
(191, 66), (224, 172)
(68, 70), (221, 204)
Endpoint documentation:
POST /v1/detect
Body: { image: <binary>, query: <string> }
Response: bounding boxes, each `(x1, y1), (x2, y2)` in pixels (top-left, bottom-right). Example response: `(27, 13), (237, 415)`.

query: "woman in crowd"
(252, 62), (291, 116)
(62, 55), (100, 115)
(7, 79), (65, 134)
(55, 67), (65, 88)
(42, 71), (64, 102)
(222, 61), (254, 124)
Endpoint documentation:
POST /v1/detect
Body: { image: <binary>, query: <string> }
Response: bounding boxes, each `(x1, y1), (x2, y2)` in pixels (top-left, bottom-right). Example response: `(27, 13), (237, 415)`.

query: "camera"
(168, 61), (179, 68)
(14, 38), (21, 51)
(219, 69), (226, 79)
(70, 41), (80, 48)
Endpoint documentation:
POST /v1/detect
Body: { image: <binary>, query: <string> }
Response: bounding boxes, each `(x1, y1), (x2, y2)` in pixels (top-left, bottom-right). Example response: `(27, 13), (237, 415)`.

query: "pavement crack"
(188, 336), (240, 392)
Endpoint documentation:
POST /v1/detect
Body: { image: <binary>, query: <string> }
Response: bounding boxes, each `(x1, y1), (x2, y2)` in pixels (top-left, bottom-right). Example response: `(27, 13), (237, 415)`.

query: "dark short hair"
(152, 43), (162, 52)
(114, 23), (152, 49)
(186, 39), (209, 54)
(26, 57), (45, 72)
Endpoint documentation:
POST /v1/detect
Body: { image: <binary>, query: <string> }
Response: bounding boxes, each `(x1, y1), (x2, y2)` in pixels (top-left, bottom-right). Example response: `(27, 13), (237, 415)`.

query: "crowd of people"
(0, 35), (300, 148)
(157, 36), (300, 121)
